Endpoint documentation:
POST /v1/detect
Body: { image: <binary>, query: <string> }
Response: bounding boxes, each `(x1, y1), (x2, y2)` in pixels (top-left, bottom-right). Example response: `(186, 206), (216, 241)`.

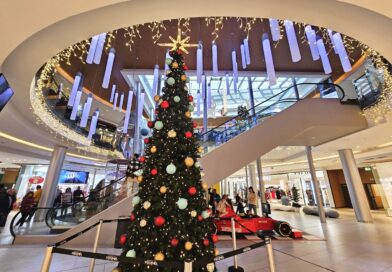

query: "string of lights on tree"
(32, 17), (392, 158)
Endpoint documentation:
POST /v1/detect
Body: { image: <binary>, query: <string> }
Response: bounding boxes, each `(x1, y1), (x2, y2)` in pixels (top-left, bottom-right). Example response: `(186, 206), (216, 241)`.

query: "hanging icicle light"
(110, 84), (116, 103)
(201, 73), (206, 98)
(243, 38), (251, 65)
(197, 42), (203, 84)
(332, 32), (352, 72)
(152, 64), (160, 96)
(232, 50), (238, 90)
(207, 83), (212, 109)
(80, 94), (93, 128)
(70, 89), (83, 120)
(262, 33), (277, 86)
(304, 25), (320, 61)
(316, 38), (332, 74)
(240, 44), (247, 69)
(269, 19), (281, 42)
(102, 48), (115, 88)
(118, 92), (124, 112)
(196, 90), (201, 116)
(164, 49), (171, 74)
(88, 109), (100, 140)
(284, 20), (301, 62)
(123, 90), (134, 133)
(93, 33), (106, 65)
(68, 72), (82, 107)
(86, 35), (99, 64)
(225, 72), (230, 95)
(212, 42), (218, 76)
(113, 92), (119, 110)
(328, 29), (338, 54)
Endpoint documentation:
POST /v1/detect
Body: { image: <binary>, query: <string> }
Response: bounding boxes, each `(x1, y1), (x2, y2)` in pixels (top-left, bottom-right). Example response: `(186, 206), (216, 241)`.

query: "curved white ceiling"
(0, 0), (391, 160)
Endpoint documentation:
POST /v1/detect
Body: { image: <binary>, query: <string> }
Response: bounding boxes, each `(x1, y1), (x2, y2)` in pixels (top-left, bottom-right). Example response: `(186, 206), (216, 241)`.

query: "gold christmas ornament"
(207, 263), (215, 272)
(201, 172), (205, 177)
(190, 210), (197, 217)
(184, 157), (194, 167)
(154, 95), (160, 102)
(201, 182), (208, 191)
(185, 241), (193, 251)
(185, 111), (191, 118)
(111, 268), (122, 272)
(168, 130), (177, 138)
(181, 75), (187, 81)
(172, 62), (179, 69)
(159, 186), (167, 194)
(137, 176), (143, 182)
(150, 146), (157, 153)
(197, 146), (204, 153)
(154, 252), (165, 261)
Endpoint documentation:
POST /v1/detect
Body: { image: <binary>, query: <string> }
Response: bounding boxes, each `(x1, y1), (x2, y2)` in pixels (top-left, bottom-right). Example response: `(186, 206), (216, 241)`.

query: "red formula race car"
(214, 213), (293, 237)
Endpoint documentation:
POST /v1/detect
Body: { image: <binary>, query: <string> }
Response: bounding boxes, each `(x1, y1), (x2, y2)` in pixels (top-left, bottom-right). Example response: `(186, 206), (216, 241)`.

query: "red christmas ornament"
(119, 234), (127, 245)
(197, 215), (203, 221)
(155, 109), (159, 114)
(139, 156), (145, 163)
(193, 121), (198, 128)
(203, 239), (210, 247)
(144, 138), (150, 144)
(147, 121), (154, 128)
(211, 234), (219, 243)
(171, 238), (179, 247)
(183, 64), (189, 71)
(154, 216), (166, 227)
(188, 187), (197, 196)
(161, 100), (169, 109)
(185, 131), (192, 138)
(151, 169), (158, 176)
(130, 214), (136, 221)
(176, 49), (183, 55)
(188, 96), (194, 102)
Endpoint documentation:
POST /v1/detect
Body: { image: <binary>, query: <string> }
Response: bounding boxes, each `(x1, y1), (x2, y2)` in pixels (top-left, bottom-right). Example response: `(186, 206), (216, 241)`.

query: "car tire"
(273, 221), (292, 237)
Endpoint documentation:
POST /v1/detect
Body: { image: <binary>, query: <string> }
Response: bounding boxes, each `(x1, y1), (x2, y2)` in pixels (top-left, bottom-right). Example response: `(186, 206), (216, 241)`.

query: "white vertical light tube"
(80, 93), (93, 127)
(262, 33), (277, 86)
(88, 110), (99, 140)
(93, 33), (106, 64)
(225, 72), (230, 95)
(58, 83), (63, 99)
(110, 84), (116, 103)
(305, 25), (320, 61)
(207, 83), (212, 109)
(212, 42), (218, 76)
(196, 91), (201, 116)
(316, 38), (332, 74)
(223, 80), (227, 115)
(284, 20), (301, 62)
(232, 50), (238, 85)
(328, 29), (338, 54)
(137, 92), (145, 119)
(68, 72), (82, 107)
(70, 90), (83, 120)
(333, 33), (352, 72)
(201, 74), (206, 98)
(269, 19), (281, 42)
(243, 38), (251, 65)
(118, 92), (124, 112)
(240, 44), (247, 69)
(152, 64), (160, 96)
(123, 90), (134, 133)
(86, 35), (99, 64)
(113, 92), (118, 110)
(102, 48), (115, 88)
(197, 43), (203, 84)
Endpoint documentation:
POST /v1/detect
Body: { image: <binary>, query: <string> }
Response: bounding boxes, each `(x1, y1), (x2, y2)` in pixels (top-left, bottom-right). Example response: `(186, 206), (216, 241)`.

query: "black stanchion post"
(228, 218), (244, 272)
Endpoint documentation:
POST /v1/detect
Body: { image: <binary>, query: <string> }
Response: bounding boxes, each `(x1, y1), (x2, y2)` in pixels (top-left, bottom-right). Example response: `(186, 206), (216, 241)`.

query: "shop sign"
(28, 176), (44, 184)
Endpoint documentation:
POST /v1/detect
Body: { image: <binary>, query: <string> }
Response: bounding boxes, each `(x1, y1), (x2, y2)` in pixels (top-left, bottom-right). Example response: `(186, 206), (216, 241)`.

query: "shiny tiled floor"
(0, 209), (392, 272)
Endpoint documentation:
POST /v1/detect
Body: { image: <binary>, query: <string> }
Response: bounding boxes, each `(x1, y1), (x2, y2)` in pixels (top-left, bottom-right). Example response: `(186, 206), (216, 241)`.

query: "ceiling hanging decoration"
(240, 44), (247, 69)
(113, 91), (119, 110)
(196, 42), (203, 84)
(243, 38), (251, 65)
(102, 48), (115, 88)
(123, 90), (134, 133)
(328, 29), (339, 55)
(262, 33), (277, 86)
(212, 41), (218, 76)
(304, 25), (320, 61)
(207, 83), (212, 109)
(118, 92), (124, 112)
(231, 50), (238, 93)
(225, 73), (230, 95)
(196, 90), (201, 116)
(316, 38), (332, 74)
(93, 33), (106, 64)
(70, 89), (83, 120)
(86, 34), (99, 64)
(269, 19), (281, 42)
(284, 20), (301, 62)
(68, 72), (82, 107)
(80, 93), (93, 128)
(110, 84), (116, 103)
(333, 33), (352, 72)
(201, 73), (206, 99)
(152, 64), (160, 96)
(88, 109), (100, 140)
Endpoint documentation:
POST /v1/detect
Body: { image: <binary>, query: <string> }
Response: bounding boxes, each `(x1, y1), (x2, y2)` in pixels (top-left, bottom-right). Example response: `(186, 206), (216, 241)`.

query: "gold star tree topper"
(158, 28), (198, 54)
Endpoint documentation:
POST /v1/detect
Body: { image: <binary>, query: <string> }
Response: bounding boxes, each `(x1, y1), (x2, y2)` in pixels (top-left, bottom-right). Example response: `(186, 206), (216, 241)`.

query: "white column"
(36, 146), (67, 221)
(305, 146), (327, 223)
(256, 158), (266, 204)
(339, 149), (373, 223)
(248, 164), (258, 206)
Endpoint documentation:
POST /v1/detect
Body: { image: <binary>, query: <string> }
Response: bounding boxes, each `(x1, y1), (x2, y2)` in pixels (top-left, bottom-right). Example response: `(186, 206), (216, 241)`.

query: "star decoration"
(158, 28), (198, 54)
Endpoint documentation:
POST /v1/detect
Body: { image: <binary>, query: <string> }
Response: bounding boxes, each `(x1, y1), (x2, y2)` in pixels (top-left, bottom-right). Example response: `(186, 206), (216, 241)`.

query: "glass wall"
(372, 163), (392, 216)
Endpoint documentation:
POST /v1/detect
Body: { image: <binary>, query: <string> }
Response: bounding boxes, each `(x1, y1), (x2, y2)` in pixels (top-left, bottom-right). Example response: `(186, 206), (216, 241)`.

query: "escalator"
(199, 83), (368, 185)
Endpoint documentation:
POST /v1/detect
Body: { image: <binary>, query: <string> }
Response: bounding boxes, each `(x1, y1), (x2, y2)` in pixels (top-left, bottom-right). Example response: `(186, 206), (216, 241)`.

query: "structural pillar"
(305, 146), (326, 223)
(203, 76), (208, 142)
(36, 145), (67, 221)
(256, 158), (266, 206)
(248, 164), (259, 208)
(338, 149), (373, 223)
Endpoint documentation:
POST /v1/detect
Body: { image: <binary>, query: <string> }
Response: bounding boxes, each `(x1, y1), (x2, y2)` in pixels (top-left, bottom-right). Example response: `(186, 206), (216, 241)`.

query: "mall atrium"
(0, 1), (392, 272)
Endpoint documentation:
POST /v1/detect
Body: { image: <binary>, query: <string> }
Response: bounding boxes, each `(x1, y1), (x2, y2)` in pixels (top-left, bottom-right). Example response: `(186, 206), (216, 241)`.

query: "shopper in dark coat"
(15, 192), (35, 227)
(0, 185), (10, 228)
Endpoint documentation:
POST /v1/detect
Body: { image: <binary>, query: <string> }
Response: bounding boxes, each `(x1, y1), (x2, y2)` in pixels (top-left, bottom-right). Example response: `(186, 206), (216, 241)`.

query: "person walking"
(61, 187), (73, 217)
(0, 189), (16, 228)
(247, 186), (258, 216)
(27, 185), (42, 221)
(15, 192), (35, 227)
(208, 188), (221, 215)
(0, 185), (10, 229)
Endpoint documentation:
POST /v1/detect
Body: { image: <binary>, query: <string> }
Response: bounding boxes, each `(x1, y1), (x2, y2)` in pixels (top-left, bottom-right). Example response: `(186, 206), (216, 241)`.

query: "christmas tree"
(116, 49), (216, 272)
